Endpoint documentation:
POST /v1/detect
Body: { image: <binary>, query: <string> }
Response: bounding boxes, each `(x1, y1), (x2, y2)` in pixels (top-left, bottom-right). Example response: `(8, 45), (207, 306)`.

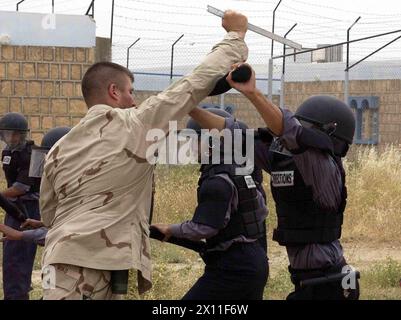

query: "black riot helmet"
(0, 112), (29, 132)
(295, 95), (355, 144)
(185, 108), (252, 168)
(29, 126), (71, 178)
(184, 108), (233, 164)
(41, 126), (71, 149)
(0, 112), (29, 149)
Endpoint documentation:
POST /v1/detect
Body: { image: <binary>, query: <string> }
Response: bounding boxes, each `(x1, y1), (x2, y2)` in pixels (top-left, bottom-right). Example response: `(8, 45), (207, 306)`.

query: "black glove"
(256, 128), (274, 144)
(208, 64), (252, 96)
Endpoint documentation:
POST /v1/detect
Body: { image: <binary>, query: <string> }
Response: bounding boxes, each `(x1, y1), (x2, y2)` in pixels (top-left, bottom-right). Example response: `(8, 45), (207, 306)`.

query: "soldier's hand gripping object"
(208, 64), (252, 96)
(149, 226), (206, 253)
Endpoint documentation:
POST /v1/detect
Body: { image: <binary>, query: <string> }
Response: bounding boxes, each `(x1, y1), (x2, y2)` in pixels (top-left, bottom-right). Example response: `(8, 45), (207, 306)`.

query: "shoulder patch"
(271, 171), (294, 187)
(2, 156), (11, 165)
(244, 175), (257, 189)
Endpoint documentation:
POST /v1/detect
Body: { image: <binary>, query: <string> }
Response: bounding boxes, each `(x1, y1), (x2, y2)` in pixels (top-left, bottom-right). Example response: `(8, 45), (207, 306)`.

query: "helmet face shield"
(178, 129), (222, 164)
(297, 118), (316, 129)
(0, 130), (27, 149)
(297, 118), (338, 136)
(29, 146), (48, 178)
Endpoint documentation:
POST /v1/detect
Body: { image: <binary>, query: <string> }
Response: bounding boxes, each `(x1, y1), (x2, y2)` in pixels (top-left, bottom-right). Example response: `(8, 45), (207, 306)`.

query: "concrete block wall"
(2, 43), (400, 147)
(284, 79), (401, 145)
(0, 45), (95, 144)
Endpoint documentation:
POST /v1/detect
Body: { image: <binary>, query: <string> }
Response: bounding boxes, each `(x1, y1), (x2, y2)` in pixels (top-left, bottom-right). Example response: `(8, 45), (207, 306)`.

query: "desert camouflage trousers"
(42, 263), (124, 300)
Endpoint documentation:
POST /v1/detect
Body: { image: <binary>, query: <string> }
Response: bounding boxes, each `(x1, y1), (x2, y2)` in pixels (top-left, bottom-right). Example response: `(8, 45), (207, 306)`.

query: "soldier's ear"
(108, 83), (120, 101)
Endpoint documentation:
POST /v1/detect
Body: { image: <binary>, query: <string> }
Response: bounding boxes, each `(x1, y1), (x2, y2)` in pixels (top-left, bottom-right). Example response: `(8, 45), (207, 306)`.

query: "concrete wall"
(0, 44), (95, 143)
(284, 80), (401, 145)
(1, 38), (399, 147)
(95, 37), (111, 63)
(137, 79), (400, 145)
(1, 40), (275, 146)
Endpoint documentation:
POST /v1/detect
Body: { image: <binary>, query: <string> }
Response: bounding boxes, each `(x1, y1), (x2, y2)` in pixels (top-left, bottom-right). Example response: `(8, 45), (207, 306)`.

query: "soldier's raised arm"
(128, 10), (249, 134)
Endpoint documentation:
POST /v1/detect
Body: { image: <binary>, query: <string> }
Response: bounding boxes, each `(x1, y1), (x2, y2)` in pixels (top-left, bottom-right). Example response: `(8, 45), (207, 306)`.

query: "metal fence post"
(170, 34), (184, 84)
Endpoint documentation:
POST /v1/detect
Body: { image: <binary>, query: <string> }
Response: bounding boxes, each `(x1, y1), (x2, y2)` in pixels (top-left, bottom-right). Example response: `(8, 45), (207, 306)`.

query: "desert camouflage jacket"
(40, 31), (248, 294)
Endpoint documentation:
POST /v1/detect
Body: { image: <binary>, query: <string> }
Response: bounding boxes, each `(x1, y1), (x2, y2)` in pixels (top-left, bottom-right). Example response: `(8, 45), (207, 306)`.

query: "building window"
(349, 96), (379, 145)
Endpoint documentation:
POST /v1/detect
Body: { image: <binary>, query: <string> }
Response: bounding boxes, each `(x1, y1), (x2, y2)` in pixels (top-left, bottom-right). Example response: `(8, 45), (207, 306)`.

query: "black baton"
(208, 64), (252, 96)
(0, 193), (27, 223)
(300, 270), (360, 288)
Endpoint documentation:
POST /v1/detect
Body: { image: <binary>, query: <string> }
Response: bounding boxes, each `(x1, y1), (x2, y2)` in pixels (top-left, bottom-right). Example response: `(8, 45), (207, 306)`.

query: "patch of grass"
(343, 145), (401, 243)
(264, 266), (293, 300)
(127, 260), (203, 300)
(1, 147), (401, 300)
(152, 165), (199, 224)
(29, 280), (44, 300)
(359, 258), (401, 300)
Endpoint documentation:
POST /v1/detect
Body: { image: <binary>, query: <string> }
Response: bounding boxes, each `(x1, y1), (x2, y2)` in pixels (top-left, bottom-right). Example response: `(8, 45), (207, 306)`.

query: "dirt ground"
(268, 240), (401, 272)
(11, 240), (400, 300)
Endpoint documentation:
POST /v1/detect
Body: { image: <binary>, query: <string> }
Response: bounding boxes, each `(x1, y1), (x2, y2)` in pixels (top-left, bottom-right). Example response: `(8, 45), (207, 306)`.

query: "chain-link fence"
(278, 30), (401, 145)
(279, 30), (401, 106)
(110, 1), (401, 100)
(112, 41), (280, 95)
(109, 0), (401, 146)
(4, 0), (401, 144)
(110, 0), (290, 95)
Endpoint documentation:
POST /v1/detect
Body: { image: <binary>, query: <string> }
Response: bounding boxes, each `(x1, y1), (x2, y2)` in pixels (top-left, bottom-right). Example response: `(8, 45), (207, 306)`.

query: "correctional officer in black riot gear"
(0, 112), (41, 300)
(152, 108), (268, 300)
(223, 64), (360, 300)
(0, 127), (71, 249)
(234, 119), (269, 254)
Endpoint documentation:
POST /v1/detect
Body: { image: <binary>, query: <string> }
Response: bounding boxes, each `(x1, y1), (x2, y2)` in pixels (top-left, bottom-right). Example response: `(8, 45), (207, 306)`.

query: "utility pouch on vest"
(111, 270), (129, 294)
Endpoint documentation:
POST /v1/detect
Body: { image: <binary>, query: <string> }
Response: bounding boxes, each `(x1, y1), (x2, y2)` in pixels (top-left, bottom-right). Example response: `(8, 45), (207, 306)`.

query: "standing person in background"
(0, 112), (41, 300)
(0, 127), (71, 249)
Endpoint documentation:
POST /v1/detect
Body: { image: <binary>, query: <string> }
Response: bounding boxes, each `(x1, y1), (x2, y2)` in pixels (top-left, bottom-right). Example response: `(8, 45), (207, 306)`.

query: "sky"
(1, 0), (401, 71)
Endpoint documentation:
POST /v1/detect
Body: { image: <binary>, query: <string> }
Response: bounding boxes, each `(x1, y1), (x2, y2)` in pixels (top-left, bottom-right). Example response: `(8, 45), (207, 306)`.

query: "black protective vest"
(195, 164), (266, 248)
(269, 139), (347, 246)
(2, 141), (41, 194)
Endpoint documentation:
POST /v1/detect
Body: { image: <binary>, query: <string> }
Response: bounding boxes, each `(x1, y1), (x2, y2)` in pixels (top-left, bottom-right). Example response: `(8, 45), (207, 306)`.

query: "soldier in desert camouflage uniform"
(40, 10), (249, 300)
